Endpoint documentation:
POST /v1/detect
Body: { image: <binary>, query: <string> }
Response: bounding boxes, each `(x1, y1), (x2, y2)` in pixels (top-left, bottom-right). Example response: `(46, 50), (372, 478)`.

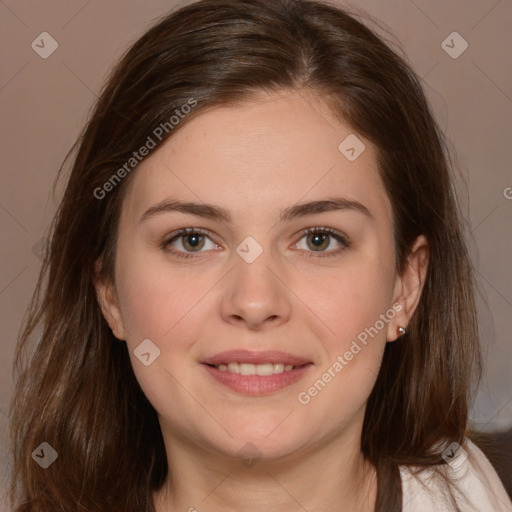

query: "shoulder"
(400, 437), (512, 511)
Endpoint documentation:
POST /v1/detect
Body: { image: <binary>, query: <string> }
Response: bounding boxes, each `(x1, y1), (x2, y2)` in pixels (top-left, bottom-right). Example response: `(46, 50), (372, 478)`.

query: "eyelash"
(161, 227), (350, 260)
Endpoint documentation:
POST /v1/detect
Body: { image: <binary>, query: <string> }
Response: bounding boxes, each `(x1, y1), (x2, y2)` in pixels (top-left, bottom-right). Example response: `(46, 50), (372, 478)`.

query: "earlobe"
(387, 235), (429, 342)
(93, 263), (126, 341)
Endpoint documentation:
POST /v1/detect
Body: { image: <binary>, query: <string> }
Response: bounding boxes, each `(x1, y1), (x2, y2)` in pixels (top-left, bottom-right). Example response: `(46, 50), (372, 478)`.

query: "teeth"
(273, 363), (284, 374)
(227, 363), (239, 374)
(256, 363), (275, 376)
(214, 362), (297, 375)
(240, 363), (256, 375)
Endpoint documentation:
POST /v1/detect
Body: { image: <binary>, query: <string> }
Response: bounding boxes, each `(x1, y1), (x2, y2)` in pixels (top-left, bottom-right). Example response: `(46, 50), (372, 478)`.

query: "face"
(96, 89), (427, 463)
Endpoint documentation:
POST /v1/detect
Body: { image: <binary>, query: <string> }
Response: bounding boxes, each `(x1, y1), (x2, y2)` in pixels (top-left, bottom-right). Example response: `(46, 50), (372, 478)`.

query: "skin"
(95, 89), (428, 512)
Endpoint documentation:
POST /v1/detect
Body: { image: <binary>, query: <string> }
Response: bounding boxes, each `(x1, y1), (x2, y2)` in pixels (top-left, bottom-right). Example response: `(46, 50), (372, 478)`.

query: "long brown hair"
(9, 1), (481, 510)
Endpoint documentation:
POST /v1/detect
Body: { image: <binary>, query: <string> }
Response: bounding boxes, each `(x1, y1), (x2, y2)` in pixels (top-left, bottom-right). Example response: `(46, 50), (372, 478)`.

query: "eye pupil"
(308, 233), (329, 250)
(183, 233), (204, 251)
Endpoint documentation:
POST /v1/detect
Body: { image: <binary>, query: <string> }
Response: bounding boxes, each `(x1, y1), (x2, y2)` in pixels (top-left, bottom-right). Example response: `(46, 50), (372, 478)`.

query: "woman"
(9, 0), (512, 510)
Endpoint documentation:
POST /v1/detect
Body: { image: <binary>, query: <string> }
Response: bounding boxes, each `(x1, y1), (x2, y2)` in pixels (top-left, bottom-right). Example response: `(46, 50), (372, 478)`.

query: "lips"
(201, 349), (313, 395)
(201, 349), (311, 367)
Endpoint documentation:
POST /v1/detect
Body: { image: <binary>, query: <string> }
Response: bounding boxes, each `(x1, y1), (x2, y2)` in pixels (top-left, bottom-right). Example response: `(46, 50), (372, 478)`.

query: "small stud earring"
(397, 326), (406, 336)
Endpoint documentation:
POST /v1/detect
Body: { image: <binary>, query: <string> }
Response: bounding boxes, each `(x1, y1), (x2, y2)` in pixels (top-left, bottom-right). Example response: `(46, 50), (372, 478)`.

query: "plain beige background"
(1, 0), (511, 508)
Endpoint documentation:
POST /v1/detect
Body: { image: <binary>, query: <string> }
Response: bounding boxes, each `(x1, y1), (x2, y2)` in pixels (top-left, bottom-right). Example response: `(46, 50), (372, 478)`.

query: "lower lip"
(202, 363), (313, 395)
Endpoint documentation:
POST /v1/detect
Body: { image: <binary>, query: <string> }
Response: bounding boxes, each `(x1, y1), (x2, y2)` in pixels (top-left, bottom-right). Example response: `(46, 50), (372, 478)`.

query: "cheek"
(294, 260), (393, 412)
(292, 250), (395, 422)
(114, 252), (214, 417)
(295, 263), (391, 424)
(114, 247), (213, 344)
(298, 251), (395, 351)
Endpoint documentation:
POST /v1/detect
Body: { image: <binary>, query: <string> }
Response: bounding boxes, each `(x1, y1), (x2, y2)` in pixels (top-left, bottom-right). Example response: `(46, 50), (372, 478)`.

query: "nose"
(220, 246), (292, 331)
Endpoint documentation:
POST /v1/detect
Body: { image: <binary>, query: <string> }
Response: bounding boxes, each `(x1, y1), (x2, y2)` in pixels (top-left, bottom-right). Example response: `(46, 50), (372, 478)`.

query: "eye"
(162, 228), (220, 259)
(162, 226), (350, 260)
(293, 227), (350, 258)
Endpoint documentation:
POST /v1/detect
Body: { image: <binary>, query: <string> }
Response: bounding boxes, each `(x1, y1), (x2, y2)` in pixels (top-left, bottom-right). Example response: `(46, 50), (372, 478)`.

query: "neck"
(153, 429), (377, 512)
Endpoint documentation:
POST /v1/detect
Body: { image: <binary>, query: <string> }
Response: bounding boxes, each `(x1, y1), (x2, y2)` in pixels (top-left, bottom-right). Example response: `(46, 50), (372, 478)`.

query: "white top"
(401, 438), (512, 511)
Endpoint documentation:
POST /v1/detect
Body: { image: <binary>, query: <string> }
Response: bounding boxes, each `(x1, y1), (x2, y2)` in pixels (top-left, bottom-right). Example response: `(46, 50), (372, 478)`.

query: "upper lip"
(201, 350), (311, 366)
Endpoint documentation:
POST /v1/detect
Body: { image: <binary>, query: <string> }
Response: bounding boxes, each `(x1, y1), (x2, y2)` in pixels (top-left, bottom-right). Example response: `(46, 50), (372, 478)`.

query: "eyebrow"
(139, 197), (373, 225)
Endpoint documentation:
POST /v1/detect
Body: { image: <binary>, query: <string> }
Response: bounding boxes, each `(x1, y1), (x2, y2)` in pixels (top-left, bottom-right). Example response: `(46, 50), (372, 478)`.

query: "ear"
(387, 235), (429, 342)
(93, 260), (126, 341)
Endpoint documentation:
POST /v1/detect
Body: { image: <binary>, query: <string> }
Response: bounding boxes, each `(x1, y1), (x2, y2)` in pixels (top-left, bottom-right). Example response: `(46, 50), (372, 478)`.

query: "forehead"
(122, 90), (392, 227)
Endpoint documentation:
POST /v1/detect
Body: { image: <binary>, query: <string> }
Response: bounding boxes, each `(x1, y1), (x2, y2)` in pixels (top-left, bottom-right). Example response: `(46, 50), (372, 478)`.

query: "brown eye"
(163, 228), (219, 258)
(180, 232), (206, 252)
(306, 232), (330, 251)
(295, 227), (350, 258)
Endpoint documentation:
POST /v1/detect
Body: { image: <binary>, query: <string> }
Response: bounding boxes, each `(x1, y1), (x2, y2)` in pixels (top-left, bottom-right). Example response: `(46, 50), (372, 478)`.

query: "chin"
(212, 424), (309, 463)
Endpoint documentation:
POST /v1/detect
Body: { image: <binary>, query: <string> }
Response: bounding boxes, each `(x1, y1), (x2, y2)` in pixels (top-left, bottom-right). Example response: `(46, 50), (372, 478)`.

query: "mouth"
(201, 350), (313, 395)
